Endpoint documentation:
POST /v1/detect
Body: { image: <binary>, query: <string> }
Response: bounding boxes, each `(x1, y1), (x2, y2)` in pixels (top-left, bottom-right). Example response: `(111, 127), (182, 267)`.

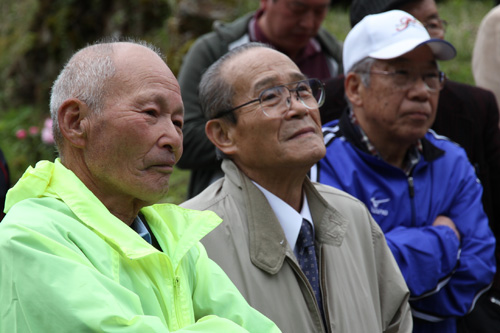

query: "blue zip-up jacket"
(310, 112), (496, 333)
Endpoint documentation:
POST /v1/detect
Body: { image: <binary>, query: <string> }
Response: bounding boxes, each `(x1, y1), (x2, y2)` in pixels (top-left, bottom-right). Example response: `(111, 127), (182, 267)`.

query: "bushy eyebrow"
(253, 73), (308, 93)
(135, 92), (184, 116)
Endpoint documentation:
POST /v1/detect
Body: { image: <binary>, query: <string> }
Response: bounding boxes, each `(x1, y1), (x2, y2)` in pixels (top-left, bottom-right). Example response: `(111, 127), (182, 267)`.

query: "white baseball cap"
(343, 10), (456, 73)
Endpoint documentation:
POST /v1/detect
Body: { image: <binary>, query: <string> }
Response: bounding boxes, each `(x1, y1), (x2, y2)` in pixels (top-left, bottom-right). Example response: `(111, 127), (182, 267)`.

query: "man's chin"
(152, 189), (171, 204)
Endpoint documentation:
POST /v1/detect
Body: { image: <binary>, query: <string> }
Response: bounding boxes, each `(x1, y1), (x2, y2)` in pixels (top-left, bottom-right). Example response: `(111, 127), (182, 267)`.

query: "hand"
(433, 215), (461, 242)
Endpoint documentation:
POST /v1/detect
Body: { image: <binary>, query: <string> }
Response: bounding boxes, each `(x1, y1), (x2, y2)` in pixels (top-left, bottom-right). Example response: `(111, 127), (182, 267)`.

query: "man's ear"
(345, 72), (364, 107)
(205, 119), (237, 156)
(58, 98), (90, 148)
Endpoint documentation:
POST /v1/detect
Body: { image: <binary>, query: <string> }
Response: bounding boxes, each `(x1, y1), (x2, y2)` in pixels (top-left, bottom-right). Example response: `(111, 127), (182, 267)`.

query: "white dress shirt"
(253, 182), (314, 254)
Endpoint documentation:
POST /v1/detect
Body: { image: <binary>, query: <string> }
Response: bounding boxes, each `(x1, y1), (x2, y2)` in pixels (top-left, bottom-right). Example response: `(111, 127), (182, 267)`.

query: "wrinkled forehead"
(224, 48), (305, 94)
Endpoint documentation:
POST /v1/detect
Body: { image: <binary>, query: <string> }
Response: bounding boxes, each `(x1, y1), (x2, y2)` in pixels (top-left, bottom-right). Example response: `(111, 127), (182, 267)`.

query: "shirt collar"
(252, 181), (313, 251)
(349, 110), (423, 175)
(130, 215), (152, 244)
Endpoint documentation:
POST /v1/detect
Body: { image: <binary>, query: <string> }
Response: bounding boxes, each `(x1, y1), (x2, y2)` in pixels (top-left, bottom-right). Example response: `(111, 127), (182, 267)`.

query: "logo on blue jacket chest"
(369, 197), (390, 216)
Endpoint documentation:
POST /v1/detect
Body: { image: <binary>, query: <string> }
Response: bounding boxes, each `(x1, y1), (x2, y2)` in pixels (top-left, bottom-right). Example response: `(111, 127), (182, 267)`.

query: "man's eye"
(314, 8), (327, 16)
(424, 72), (440, 79)
(393, 70), (410, 79)
(144, 109), (157, 117)
(394, 69), (410, 75)
(295, 83), (312, 96)
(261, 88), (281, 102)
(174, 120), (183, 129)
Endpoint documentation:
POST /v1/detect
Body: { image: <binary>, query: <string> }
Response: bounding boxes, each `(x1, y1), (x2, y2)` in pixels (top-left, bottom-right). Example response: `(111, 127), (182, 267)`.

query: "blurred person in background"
(177, 0), (343, 199)
(473, 4), (500, 122)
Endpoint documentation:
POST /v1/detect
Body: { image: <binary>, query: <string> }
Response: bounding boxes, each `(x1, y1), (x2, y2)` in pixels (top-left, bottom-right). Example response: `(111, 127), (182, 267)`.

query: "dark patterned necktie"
(296, 219), (323, 315)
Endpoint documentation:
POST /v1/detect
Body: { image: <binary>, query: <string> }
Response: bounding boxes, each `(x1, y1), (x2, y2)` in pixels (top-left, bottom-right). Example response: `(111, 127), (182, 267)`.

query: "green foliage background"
(0, 0), (496, 204)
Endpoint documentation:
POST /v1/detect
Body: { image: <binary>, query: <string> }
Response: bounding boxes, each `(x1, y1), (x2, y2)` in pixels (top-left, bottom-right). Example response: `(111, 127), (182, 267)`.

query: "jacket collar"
(214, 12), (253, 42)
(6, 159), (221, 267)
(338, 109), (445, 163)
(221, 159), (348, 275)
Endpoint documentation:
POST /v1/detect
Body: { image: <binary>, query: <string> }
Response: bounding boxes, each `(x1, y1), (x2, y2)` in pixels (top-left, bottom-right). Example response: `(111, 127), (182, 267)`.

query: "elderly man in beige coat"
(181, 42), (412, 333)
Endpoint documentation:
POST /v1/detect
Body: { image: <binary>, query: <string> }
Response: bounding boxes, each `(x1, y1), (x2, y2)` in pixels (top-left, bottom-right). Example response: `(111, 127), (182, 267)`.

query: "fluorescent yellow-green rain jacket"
(0, 159), (280, 332)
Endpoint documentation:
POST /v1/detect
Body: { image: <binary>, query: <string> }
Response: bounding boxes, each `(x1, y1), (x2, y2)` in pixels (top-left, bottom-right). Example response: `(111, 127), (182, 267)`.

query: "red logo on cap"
(396, 17), (419, 31)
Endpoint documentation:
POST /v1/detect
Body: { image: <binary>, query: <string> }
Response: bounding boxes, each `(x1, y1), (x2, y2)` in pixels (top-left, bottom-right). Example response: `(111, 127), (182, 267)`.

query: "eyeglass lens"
(391, 70), (444, 92)
(259, 79), (324, 117)
(424, 18), (447, 33)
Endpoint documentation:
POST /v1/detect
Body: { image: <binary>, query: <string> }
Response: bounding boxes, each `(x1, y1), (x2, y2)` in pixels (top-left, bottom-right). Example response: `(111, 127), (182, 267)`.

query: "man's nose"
(284, 91), (309, 118)
(298, 11), (316, 30)
(158, 120), (183, 153)
(408, 74), (432, 98)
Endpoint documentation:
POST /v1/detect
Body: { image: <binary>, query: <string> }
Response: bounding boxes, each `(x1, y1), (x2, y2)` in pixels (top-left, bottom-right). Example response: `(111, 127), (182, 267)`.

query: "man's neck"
(61, 154), (144, 226)
(351, 113), (418, 170)
(376, 146), (410, 169)
(244, 169), (307, 212)
(366, 134), (420, 171)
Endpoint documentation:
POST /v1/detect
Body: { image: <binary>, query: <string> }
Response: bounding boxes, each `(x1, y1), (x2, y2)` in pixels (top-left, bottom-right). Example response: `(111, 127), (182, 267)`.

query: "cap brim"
(369, 38), (456, 61)
(424, 39), (457, 60)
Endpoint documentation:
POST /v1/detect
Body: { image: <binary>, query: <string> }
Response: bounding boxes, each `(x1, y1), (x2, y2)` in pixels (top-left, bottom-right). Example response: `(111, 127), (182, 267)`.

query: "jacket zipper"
(408, 176), (416, 226)
(173, 276), (184, 328)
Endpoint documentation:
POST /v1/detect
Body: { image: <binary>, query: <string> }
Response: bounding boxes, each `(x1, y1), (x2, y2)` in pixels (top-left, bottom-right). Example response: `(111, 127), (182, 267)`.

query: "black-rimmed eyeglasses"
(424, 18), (448, 35)
(212, 78), (325, 119)
(358, 69), (446, 93)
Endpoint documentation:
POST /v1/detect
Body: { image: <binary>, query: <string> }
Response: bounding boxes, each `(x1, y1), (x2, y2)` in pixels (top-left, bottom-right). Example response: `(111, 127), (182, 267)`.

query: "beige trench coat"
(182, 160), (412, 333)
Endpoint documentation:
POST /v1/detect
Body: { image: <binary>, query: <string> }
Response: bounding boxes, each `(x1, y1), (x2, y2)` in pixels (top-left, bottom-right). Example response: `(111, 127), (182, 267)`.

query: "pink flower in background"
(41, 118), (54, 144)
(16, 129), (27, 140)
(11, 116), (56, 167)
(29, 126), (39, 136)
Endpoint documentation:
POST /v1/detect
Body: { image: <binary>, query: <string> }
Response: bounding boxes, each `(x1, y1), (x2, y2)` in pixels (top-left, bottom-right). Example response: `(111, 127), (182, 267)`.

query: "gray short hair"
(344, 57), (376, 110)
(198, 42), (273, 122)
(49, 38), (163, 153)
(350, 57), (377, 87)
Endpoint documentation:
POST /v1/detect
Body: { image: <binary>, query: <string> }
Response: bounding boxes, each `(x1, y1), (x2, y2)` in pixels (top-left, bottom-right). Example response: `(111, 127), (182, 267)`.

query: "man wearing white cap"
(310, 10), (496, 333)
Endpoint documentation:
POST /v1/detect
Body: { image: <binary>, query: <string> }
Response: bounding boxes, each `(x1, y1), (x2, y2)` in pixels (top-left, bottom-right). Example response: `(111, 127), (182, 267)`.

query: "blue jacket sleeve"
(385, 224), (461, 298)
(408, 163), (496, 318)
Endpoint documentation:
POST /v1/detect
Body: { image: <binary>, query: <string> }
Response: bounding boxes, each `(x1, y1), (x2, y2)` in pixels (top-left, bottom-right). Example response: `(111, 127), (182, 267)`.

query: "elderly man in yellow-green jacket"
(0, 39), (280, 332)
